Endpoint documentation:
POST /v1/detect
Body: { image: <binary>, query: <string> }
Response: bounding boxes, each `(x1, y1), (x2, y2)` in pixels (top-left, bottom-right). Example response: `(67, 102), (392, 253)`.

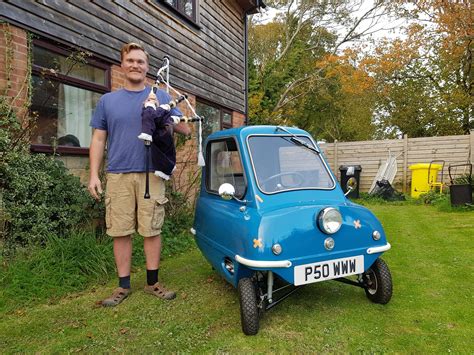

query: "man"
(88, 42), (191, 307)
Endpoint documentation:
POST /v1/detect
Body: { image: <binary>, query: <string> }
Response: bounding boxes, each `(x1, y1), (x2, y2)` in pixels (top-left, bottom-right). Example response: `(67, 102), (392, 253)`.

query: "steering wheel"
(260, 171), (305, 189)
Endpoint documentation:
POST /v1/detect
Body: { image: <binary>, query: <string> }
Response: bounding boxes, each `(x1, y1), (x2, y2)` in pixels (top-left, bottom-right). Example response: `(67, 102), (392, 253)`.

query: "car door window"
(206, 138), (246, 198)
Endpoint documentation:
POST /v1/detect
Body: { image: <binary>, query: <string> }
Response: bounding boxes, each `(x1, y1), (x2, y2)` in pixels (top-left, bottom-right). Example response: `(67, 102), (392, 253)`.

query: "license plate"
(294, 255), (364, 286)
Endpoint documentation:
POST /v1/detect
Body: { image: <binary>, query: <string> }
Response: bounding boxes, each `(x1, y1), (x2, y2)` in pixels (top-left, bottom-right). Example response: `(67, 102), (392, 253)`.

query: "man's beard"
(127, 72), (145, 84)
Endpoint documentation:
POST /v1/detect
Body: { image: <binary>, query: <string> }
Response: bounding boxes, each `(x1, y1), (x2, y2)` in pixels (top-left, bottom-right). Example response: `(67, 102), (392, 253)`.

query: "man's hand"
(89, 128), (106, 200)
(144, 91), (159, 109)
(88, 176), (103, 201)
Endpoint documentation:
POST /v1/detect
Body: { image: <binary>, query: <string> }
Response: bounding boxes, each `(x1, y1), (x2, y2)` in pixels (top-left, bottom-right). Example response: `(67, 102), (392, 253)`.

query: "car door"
(194, 137), (250, 260)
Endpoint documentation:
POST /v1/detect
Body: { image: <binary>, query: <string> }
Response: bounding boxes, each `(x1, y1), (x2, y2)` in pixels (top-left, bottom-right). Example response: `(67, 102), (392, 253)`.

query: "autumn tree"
(248, 0), (390, 142)
(360, 1), (472, 137)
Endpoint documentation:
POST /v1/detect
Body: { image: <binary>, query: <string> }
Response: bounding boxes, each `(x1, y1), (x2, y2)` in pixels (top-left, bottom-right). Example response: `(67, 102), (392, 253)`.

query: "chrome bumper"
(235, 255), (292, 268)
(366, 243), (391, 255)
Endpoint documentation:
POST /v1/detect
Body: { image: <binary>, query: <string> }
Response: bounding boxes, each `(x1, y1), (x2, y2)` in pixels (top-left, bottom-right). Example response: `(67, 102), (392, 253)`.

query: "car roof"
(208, 125), (310, 141)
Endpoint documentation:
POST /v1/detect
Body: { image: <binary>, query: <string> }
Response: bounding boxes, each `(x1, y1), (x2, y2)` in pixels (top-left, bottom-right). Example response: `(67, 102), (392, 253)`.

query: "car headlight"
(318, 207), (342, 234)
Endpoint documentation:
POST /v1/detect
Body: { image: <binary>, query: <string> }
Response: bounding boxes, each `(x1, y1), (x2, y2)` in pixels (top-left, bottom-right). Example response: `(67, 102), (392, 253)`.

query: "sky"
(250, 1), (411, 52)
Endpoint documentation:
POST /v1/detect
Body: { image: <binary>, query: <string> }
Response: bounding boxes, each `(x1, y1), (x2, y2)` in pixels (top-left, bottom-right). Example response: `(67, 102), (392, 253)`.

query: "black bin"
(448, 163), (472, 206)
(450, 185), (472, 206)
(339, 165), (362, 199)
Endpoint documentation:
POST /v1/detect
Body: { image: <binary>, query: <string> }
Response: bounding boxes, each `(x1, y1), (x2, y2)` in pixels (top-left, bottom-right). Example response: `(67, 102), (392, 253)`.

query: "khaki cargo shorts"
(105, 173), (168, 237)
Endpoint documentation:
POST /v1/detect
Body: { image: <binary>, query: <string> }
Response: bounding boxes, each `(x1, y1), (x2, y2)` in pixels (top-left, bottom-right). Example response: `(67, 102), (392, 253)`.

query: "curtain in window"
(59, 84), (94, 147)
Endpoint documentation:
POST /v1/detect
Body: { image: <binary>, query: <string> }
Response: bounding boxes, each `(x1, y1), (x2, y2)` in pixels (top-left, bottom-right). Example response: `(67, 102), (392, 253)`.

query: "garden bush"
(1, 151), (93, 255)
(1, 95), (95, 255)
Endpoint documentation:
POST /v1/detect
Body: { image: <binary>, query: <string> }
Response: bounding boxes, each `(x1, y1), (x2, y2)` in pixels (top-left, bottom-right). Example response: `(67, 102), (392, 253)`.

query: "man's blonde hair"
(120, 42), (149, 62)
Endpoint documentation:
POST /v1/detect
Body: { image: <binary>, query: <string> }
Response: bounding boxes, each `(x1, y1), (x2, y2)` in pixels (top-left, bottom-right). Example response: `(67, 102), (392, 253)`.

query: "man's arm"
(88, 128), (107, 200)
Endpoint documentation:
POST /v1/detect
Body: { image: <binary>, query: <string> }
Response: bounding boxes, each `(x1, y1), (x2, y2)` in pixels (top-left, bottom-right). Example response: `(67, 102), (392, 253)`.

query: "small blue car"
(192, 125), (392, 335)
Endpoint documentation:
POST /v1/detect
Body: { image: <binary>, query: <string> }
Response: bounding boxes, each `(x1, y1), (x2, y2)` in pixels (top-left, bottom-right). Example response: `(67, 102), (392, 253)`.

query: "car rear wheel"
(238, 277), (259, 335)
(363, 258), (392, 304)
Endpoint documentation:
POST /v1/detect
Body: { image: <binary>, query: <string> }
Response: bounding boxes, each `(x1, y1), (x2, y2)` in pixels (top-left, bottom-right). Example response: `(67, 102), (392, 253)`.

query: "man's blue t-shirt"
(90, 87), (182, 173)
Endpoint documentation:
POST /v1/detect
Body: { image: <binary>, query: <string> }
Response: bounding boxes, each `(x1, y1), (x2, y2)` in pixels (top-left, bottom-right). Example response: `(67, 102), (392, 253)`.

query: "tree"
(248, 0), (390, 141)
(360, 1), (472, 137)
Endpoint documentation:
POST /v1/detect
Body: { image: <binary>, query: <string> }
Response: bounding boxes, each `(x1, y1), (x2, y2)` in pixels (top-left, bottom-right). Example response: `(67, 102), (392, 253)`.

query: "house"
(0, 0), (263, 185)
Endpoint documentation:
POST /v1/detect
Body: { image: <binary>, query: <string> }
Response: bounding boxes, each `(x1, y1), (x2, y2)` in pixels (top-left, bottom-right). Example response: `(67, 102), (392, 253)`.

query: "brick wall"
(232, 111), (245, 127)
(110, 65), (126, 91)
(0, 23), (29, 120)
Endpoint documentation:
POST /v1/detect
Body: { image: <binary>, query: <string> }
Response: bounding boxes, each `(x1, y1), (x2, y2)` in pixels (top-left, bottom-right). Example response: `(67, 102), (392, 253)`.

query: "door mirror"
(345, 177), (357, 196)
(219, 183), (235, 200)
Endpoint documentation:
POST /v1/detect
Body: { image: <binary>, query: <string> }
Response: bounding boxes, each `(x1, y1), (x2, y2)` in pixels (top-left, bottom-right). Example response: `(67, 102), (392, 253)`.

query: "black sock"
(147, 269), (159, 286)
(119, 275), (131, 289)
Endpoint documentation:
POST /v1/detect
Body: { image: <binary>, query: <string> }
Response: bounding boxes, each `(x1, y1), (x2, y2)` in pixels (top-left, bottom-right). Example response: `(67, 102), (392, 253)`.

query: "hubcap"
(364, 270), (378, 295)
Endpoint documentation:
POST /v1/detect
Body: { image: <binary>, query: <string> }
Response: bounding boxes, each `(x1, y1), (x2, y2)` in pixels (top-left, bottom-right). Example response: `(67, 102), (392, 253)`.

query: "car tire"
(363, 257), (392, 304)
(238, 277), (259, 335)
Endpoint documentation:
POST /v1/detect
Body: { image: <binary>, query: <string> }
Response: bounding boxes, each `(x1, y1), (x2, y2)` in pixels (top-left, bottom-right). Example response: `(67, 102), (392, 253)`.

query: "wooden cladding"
(0, 0), (248, 112)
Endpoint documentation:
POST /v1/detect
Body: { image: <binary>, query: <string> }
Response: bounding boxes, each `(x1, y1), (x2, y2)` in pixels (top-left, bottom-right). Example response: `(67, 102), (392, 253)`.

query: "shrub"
(1, 151), (93, 255)
(418, 190), (448, 205)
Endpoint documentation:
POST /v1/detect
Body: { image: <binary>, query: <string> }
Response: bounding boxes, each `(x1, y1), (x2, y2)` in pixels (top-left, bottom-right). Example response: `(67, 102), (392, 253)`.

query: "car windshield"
(248, 135), (335, 194)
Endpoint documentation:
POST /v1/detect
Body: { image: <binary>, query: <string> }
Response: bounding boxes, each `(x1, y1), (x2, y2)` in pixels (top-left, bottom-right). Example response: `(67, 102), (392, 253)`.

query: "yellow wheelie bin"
(409, 163), (442, 198)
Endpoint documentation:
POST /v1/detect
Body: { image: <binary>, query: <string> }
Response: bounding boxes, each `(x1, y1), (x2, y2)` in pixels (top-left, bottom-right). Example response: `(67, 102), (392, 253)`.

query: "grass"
(0, 203), (473, 352)
(0, 231), (115, 313)
(0, 227), (195, 313)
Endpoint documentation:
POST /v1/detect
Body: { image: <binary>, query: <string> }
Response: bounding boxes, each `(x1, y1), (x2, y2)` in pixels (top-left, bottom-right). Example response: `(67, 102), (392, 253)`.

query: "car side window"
(207, 138), (246, 198)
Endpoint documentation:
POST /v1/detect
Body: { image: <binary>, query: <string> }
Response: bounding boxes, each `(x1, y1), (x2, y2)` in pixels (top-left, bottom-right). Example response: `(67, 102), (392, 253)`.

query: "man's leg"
(102, 173), (136, 307)
(114, 235), (133, 277)
(143, 234), (175, 299)
(143, 234), (161, 270)
(144, 235), (161, 287)
(138, 174), (175, 300)
(101, 235), (132, 307)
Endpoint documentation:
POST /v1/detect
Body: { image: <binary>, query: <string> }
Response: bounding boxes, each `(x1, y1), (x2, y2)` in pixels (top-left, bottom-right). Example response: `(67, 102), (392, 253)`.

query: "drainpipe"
(244, 1), (266, 126)
(244, 12), (249, 125)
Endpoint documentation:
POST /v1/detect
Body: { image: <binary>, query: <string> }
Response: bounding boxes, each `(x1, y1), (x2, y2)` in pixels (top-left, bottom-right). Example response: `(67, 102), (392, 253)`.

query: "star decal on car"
(253, 238), (263, 248)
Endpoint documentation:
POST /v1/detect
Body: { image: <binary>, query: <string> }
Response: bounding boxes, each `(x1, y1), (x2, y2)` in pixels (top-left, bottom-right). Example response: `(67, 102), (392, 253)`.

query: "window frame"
(30, 39), (111, 156)
(196, 98), (233, 138)
(159, 0), (199, 26)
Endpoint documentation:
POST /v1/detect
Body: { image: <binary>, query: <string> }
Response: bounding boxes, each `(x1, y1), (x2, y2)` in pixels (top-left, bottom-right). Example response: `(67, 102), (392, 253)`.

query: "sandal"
(101, 287), (131, 307)
(144, 282), (176, 300)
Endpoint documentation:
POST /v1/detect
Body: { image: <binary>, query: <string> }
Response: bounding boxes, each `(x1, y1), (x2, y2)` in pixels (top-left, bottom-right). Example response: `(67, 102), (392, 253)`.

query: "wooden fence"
(319, 130), (474, 193)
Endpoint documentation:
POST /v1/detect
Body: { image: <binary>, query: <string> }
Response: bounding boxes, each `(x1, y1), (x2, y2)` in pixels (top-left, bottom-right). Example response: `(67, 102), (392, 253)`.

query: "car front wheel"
(238, 277), (259, 335)
(363, 257), (392, 304)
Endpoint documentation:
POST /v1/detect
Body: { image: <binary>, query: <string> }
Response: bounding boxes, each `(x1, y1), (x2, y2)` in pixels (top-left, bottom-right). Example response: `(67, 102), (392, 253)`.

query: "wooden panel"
(70, 0), (245, 99)
(320, 133), (472, 192)
(1, 0), (248, 112)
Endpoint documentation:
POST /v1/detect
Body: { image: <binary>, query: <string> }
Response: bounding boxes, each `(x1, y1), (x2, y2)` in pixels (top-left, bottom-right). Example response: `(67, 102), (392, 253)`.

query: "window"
(206, 138), (246, 198)
(30, 40), (110, 154)
(196, 100), (233, 143)
(161, 0), (197, 22)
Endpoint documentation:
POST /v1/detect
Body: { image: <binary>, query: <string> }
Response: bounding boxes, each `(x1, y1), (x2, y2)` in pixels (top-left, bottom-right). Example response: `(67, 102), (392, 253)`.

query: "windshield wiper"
(276, 126), (320, 154)
(289, 136), (320, 154)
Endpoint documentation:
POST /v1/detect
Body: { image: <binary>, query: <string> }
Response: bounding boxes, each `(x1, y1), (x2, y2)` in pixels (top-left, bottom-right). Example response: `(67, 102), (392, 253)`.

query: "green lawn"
(0, 204), (473, 352)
